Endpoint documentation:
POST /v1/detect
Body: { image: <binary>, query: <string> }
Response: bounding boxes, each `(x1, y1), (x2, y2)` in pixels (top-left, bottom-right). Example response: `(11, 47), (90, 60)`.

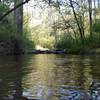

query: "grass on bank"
(55, 34), (100, 54)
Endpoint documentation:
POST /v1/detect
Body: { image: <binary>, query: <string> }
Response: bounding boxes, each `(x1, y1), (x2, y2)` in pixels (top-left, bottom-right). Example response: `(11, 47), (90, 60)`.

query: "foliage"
(22, 37), (35, 49)
(0, 0), (100, 54)
(0, 21), (15, 40)
(93, 20), (100, 33)
(0, 1), (14, 40)
(0, 4), (9, 13)
(55, 34), (100, 54)
(22, 29), (35, 49)
(37, 36), (55, 49)
(23, 14), (35, 49)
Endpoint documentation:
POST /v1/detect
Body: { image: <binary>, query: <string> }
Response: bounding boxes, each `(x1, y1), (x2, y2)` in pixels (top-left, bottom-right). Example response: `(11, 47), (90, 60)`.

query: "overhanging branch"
(0, 0), (30, 21)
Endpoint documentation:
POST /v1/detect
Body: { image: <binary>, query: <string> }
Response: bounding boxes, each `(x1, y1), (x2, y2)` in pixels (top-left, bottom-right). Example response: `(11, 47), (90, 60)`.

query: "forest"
(0, 0), (100, 54)
(1, 1), (100, 100)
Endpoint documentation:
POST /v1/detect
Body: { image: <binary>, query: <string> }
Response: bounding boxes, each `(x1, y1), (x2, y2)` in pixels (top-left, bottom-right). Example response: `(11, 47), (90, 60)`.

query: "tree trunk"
(80, 0), (85, 38)
(14, 0), (23, 36)
(88, 0), (93, 38)
(14, 0), (23, 54)
(57, 0), (77, 38)
(69, 0), (84, 43)
(93, 0), (96, 22)
(97, 0), (100, 8)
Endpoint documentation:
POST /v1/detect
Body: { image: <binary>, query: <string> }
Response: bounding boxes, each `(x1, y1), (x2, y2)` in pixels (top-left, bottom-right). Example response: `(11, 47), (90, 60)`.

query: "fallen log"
(26, 50), (65, 54)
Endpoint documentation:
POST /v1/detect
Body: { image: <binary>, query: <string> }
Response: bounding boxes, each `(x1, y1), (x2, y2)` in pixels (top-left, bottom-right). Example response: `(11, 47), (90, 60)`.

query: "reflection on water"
(0, 54), (100, 100)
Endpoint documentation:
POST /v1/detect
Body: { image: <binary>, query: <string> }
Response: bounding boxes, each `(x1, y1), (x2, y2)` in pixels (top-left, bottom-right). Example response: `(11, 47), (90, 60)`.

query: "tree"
(69, 0), (84, 43)
(88, 0), (93, 38)
(14, 0), (24, 54)
(56, 0), (77, 37)
(14, 0), (23, 35)
(93, 0), (96, 22)
(97, 0), (100, 8)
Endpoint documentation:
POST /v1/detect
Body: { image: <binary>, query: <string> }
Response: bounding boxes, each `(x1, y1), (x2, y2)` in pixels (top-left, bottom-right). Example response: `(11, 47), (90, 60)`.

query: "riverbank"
(0, 40), (100, 55)
(0, 47), (100, 55)
(24, 47), (100, 55)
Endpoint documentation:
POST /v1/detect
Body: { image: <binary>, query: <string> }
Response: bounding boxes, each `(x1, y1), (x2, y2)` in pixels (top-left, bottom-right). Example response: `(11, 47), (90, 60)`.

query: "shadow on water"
(0, 55), (32, 100)
(0, 54), (100, 100)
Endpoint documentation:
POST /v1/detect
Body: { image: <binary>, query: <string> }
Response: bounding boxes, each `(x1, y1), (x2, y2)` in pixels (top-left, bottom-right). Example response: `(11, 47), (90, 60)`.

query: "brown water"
(0, 54), (100, 100)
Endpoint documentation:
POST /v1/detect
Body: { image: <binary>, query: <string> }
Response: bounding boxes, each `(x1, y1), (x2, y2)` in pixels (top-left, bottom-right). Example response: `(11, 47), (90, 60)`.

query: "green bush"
(55, 34), (100, 54)
(0, 22), (15, 40)
(37, 36), (55, 49)
(22, 37), (35, 49)
(93, 20), (100, 33)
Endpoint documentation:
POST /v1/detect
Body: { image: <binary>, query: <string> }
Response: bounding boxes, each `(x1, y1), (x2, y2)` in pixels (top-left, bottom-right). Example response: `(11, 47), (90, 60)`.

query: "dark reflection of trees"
(90, 55), (100, 80)
(76, 62), (85, 88)
(0, 56), (18, 99)
(0, 54), (99, 100)
(13, 55), (23, 100)
(52, 55), (93, 91)
(13, 55), (34, 100)
(86, 55), (100, 99)
(0, 55), (33, 100)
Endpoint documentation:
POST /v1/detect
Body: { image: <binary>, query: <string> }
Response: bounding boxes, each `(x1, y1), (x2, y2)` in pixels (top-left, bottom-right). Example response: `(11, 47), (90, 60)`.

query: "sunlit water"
(0, 54), (100, 100)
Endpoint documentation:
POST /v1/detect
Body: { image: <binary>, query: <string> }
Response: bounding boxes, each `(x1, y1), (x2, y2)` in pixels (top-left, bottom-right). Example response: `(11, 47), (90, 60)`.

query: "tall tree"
(14, 0), (23, 36)
(69, 0), (84, 43)
(56, 0), (77, 37)
(88, 0), (93, 38)
(93, 0), (96, 22)
(97, 0), (100, 8)
(14, 0), (23, 54)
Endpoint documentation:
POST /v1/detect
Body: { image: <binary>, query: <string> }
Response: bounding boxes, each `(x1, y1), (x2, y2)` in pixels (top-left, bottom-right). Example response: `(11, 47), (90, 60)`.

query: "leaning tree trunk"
(69, 0), (84, 44)
(14, 0), (23, 54)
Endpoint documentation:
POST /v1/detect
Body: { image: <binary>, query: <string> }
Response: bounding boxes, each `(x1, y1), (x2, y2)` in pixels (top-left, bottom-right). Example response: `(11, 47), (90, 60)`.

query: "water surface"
(0, 54), (100, 100)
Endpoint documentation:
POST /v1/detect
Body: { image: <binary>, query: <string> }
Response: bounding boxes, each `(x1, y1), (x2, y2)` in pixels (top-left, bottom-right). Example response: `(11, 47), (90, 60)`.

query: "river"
(0, 54), (100, 100)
